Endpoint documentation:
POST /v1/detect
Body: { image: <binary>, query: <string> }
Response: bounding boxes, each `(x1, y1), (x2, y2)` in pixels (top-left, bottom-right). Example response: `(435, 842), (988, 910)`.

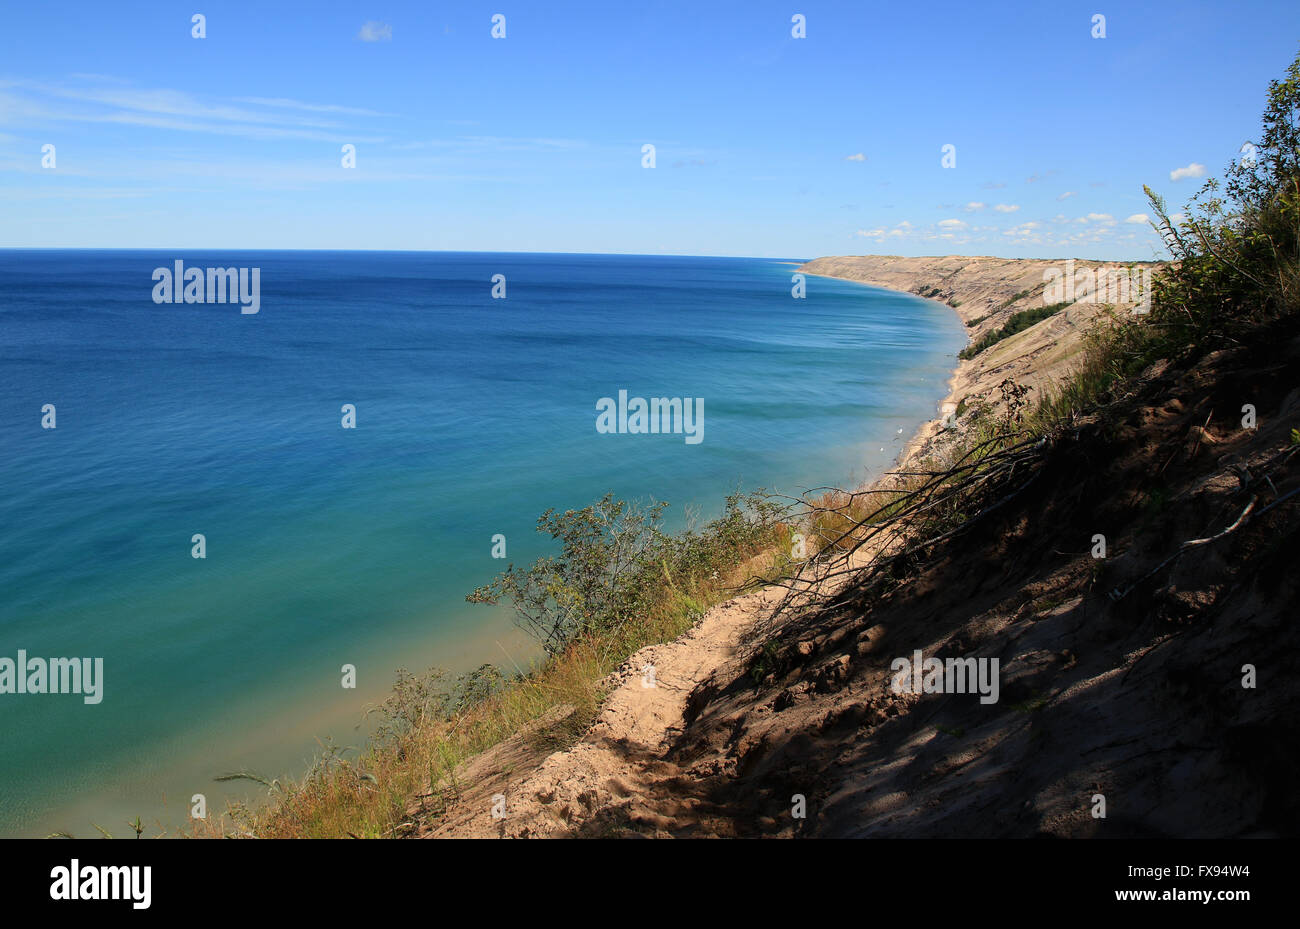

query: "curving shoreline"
(797, 254), (1160, 469)
(426, 252), (1151, 837)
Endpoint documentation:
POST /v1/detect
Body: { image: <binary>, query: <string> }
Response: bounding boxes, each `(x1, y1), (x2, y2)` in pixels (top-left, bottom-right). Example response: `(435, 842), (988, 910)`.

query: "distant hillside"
(800, 254), (1162, 468)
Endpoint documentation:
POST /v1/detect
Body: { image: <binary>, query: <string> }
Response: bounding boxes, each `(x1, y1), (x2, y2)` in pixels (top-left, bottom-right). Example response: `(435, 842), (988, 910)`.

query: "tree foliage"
(1145, 47), (1300, 348)
(468, 491), (783, 654)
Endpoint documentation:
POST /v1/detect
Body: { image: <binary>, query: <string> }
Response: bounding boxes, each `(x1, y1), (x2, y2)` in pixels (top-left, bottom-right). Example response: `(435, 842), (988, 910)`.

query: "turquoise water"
(0, 251), (965, 836)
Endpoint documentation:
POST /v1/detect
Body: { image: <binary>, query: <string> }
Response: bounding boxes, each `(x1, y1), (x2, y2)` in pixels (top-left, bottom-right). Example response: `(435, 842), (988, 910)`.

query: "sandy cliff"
(418, 255), (1297, 839)
(799, 254), (1160, 465)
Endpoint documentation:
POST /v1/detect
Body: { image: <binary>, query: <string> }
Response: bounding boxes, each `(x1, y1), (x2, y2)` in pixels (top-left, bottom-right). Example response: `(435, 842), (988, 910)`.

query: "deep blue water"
(0, 250), (965, 836)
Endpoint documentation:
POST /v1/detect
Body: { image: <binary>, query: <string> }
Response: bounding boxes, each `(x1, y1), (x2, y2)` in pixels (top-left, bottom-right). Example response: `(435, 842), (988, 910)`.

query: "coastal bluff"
(799, 254), (1162, 466)
(797, 254), (1161, 327)
(417, 246), (1297, 837)
(423, 251), (1234, 840)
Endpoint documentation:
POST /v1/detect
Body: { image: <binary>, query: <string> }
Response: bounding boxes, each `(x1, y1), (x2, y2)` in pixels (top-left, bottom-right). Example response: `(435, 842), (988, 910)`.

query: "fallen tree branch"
(1108, 496), (1258, 602)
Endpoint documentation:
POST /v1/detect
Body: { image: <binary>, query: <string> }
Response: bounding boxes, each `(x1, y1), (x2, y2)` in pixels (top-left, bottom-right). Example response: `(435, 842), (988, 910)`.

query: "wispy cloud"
(844, 152), (866, 162)
(358, 21), (393, 42)
(1002, 221), (1041, 237)
(0, 79), (391, 143)
(993, 203), (1019, 213)
(389, 135), (588, 153)
(854, 220), (913, 240)
(235, 97), (395, 117)
(66, 73), (132, 84)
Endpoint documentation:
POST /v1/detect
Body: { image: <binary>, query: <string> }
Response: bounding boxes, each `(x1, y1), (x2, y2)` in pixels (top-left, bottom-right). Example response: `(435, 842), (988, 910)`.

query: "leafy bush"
(997, 287), (1035, 310)
(468, 491), (784, 654)
(1142, 48), (1300, 353)
(959, 301), (1073, 359)
(1022, 49), (1300, 435)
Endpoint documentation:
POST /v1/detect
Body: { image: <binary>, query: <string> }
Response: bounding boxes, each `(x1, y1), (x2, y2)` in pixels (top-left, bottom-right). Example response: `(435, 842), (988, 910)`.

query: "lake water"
(0, 250), (966, 836)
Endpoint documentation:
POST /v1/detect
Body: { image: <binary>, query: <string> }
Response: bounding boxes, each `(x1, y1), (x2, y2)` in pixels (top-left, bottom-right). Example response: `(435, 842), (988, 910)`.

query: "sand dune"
(422, 254), (1297, 839)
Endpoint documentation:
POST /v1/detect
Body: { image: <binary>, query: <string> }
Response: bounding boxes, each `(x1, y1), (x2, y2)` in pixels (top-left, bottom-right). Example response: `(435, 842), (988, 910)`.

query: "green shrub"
(959, 301), (1073, 359)
(997, 287), (1035, 310)
(468, 491), (784, 654)
(1142, 48), (1300, 355)
(1024, 48), (1300, 433)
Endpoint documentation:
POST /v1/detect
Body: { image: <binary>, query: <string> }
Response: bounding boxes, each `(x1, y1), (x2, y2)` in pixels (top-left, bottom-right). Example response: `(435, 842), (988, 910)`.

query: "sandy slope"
(422, 255), (1297, 839)
(420, 587), (788, 837)
(798, 255), (1159, 464)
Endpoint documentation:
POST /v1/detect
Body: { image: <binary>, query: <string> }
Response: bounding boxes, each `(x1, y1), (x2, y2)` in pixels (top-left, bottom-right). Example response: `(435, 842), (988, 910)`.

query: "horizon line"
(0, 247), (1165, 263)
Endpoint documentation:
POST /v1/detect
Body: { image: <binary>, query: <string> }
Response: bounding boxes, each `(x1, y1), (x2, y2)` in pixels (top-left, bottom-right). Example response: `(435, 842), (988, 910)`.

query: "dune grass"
(192, 493), (792, 838)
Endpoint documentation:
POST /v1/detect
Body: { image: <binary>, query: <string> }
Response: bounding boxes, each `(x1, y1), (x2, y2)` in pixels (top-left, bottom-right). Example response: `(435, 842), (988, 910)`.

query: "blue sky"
(2, 0), (1297, 258)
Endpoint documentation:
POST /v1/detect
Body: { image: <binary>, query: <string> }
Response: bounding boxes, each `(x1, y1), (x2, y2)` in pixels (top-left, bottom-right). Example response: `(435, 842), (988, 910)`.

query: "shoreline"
(425, 252), (1142, 837)
(796, 255), (1159, 471)
(796, 267), (967, 477)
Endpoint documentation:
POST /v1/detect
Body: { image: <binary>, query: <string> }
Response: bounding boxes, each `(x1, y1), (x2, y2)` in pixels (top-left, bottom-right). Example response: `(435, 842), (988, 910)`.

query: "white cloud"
(31, 84), (333, 127)
(1125, 213), (1150, 224)
(1003, 221), (1041, 237)
(993, 203), (1020, 213)
(857, 220), (915, 240)
(963, 201), (985, 212)
(358, 21), (393, 41)
(0, 80), (386, 143)
(938, 218), (968, 229)
(1170, 162), (1206, 181)
(844, 152), (866, 162)
(236, 97), (394, 117)
(1057, 191), (1076, 201)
